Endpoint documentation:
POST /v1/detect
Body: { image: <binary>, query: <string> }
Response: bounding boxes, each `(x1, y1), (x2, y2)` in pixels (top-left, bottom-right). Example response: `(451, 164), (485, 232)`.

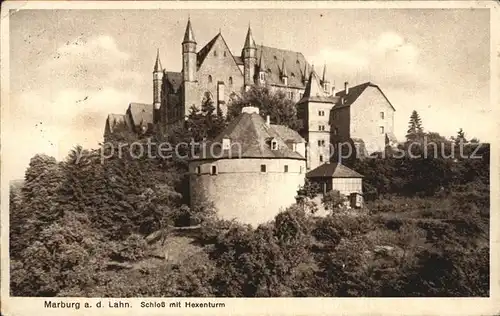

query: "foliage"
(406, 110), (424, 142)
(321, 190), (346, 211)
(227, 85), (302, 131)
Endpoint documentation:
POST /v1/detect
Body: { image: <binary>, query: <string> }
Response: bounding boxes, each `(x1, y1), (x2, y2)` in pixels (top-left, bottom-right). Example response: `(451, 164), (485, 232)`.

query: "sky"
(6, 8), (493, 180)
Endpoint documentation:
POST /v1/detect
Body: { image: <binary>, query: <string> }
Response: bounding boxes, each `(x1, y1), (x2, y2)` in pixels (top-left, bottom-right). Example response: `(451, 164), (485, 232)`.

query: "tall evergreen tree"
(406, 110), (424, 142)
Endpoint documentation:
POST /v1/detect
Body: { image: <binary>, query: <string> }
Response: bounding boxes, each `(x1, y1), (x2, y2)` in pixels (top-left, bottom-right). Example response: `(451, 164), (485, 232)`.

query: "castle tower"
(258, 49), (266, 85)
(281, 58), (288, 86)
(243, 24), (257, 89)
(298, 70), (337, 170)
(321, 64), (330, 95)
(182, 18), (197, 83)
(153, 48), (163, 124)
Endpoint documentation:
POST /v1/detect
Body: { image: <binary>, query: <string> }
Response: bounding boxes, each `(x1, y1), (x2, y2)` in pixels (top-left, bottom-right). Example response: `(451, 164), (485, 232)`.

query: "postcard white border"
(1, 1), (499, 315)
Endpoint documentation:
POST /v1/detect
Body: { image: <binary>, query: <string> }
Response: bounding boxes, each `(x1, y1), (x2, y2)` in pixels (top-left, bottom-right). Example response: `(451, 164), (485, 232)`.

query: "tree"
(227, 85), (303, 131)
(455, 128), (467, 145)
(184, 95), (227, 143)
(406, 110), (424, 142)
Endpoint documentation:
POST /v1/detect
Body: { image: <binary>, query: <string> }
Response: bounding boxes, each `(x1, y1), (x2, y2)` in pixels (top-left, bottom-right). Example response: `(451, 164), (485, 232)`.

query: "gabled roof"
(183, 18), (196, 43)
(255, 45), (311, 89)
(197, 34), (219, 67)
(197, 33), (242, 75)
(106, 114), (128, 133)
(298, 70), (337, 104)
(334, 82), (395, 111)
(126, 103), (153, 127)
(165, 71), (182, 92)
(191, 111), (306, 161)
(306, 163), (364, 179)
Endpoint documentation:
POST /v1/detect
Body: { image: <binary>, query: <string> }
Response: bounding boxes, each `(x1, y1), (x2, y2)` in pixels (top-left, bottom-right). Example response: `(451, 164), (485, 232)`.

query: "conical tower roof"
(183, 18), (196, 43)
(259, 49), (266, 70)
(153, 48), (162, 72)
(281, 58), (288, 77)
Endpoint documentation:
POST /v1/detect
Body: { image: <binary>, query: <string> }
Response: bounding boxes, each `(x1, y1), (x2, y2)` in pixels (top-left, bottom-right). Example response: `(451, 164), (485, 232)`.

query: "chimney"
(344, 81), (349, 95)
(242, 106), (260, 115)
(266, 115), (270, 126)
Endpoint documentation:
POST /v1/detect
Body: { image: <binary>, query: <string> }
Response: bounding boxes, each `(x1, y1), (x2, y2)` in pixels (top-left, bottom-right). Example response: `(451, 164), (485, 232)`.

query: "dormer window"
(222, 138), (230, 150)
(271, 139), (278, 150)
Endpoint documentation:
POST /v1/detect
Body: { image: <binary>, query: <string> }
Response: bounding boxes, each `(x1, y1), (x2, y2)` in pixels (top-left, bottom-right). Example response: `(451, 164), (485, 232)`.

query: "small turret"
(243, 24), (257, 88)
(182, 17), (197, 82)
(153, 48), (163, 123)
(281, 58), (288, 86)
(321, 64), (330, 94)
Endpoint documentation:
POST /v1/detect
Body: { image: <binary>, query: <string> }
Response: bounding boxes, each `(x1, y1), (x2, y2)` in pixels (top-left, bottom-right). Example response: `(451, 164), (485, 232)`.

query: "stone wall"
(189, 158), (307, 226)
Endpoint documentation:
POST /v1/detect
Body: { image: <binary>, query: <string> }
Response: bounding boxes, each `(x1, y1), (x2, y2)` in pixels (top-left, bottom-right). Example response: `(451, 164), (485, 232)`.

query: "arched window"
(208, 75), (213, 83)
(214, 50), (217, 57)
(229, 76), (233, 85)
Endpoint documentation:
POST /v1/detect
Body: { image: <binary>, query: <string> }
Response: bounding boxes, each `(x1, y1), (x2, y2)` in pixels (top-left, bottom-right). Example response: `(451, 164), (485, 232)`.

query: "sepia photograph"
(1, 1), (499, 315)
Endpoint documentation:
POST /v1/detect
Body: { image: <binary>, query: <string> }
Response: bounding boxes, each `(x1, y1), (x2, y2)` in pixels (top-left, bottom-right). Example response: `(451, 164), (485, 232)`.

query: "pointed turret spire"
(281, 58), (288, 78)
(244, 24), (256, 49)
(183, 17), (196, 44)
(322, 63), (329, 83)
(153, 48), (162, 72)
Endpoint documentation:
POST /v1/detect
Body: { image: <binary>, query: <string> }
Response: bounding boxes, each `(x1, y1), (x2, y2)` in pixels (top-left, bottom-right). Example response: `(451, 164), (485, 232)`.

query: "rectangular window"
(211, 165), (217, 175)
(319, 125), (325, 131)
(284, 165), (289, 173)
(319, 155), (324, 163)
(261, 164), (267, 173)
(380, 112), (385, 119)
(334, 128), (338, 135)
(196, 166), (201, 175)
(379, 126), (385, 134)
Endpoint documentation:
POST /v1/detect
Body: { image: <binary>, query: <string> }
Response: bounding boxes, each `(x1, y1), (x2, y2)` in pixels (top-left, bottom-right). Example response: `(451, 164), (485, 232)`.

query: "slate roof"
(269, 124), (305, 143)
(306, 163), (364, 179)
(126, 103), (153, 127)
(298, 70), (337, 104)
(165, 71), (182, 92)
(334, 82), (395, 111)
(191, 112), (306, 161)
(183, 18), (196, 43)
(254, 45), (311, 89)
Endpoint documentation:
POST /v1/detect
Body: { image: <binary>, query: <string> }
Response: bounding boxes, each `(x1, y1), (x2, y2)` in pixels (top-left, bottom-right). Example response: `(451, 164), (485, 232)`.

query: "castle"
(103, 19), (398, 224)
(104, 18), (398, 171)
